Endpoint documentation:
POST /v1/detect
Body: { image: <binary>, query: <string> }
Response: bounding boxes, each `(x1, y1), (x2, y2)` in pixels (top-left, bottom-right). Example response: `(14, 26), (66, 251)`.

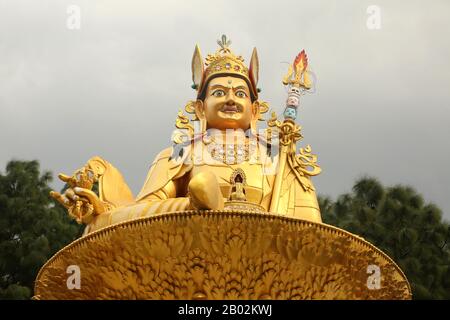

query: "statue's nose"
(225, 90), (235, 104)
(226, 99), (235, 106)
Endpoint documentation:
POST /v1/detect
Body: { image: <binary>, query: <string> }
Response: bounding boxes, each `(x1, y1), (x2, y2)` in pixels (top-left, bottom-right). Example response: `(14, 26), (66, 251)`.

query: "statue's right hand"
(50, 173), (108, 224)
(188, 171), (224, 210)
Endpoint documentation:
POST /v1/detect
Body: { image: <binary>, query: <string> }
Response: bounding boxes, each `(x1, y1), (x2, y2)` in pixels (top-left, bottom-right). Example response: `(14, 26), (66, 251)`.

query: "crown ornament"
(192, 35), (259, 101)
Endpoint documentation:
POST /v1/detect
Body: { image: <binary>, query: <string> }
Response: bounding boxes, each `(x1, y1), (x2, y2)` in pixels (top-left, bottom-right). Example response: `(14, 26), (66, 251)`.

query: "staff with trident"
(269, 50), (321, 214)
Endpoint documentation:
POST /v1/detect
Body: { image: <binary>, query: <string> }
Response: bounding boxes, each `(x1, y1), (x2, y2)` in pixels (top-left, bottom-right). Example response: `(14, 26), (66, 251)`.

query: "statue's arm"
(83, 147), (223, 234)
(273, 146), (322, 223)
(87, 156), (134, 207)
(50, 156), (134, 224)
(134, 175), (191, 213)
(134, 147), (222, 212)
(276, 168), (321, 223)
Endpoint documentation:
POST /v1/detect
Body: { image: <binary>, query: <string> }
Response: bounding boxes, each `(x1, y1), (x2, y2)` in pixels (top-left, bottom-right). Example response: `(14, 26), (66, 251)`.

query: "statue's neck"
(205, 128), (249, 143)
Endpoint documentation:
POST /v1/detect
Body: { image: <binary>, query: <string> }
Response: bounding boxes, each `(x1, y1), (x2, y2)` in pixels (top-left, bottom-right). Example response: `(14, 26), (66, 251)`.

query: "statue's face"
(198, 76), (256, 131)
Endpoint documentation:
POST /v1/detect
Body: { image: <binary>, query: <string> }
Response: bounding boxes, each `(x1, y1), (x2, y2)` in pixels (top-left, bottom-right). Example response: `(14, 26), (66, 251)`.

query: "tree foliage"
(1, 160), (449, 299)
(0, 160), (83, 299)
(320, 176), (450, 299)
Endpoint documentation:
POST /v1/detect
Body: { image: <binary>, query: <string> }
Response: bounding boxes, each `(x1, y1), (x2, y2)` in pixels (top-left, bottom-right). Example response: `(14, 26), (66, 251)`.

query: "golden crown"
(192, 35), (259, 101)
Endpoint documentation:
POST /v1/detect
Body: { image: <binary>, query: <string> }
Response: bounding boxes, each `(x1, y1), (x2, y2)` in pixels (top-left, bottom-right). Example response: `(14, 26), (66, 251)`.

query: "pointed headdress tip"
(249, 47), (260, 87)
(191, 44), (204, 91)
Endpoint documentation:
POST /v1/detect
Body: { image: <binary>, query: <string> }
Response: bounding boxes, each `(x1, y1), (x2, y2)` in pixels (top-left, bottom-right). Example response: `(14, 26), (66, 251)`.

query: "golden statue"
(35, 36), (411, 300)
(49, 35), (322, 234)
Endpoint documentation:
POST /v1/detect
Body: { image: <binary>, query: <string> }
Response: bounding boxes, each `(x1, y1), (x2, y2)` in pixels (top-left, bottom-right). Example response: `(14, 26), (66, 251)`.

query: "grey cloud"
(1, 0), (449, 219)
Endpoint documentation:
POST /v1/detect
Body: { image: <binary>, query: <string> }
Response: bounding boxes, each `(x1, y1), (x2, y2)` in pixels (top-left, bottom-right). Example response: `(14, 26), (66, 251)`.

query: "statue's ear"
(194, 100), (205, 119)
(250, 100), (260, 134)
(252, 100), (260, 118)
(194, 100), (206, 133)
(249, 47), (259, 86)
(192, 45), (204, 90)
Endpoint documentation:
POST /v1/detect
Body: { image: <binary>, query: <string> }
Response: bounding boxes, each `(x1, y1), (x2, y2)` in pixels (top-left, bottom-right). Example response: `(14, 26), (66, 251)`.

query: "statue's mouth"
(220, 104), (241, 113)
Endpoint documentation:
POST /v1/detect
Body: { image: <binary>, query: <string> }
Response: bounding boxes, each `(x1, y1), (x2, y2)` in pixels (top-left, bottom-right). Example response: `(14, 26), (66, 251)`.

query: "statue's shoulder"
(152, 144), (192, 167)
(135, 145), (192, 201)
(150, 147), (174, 165)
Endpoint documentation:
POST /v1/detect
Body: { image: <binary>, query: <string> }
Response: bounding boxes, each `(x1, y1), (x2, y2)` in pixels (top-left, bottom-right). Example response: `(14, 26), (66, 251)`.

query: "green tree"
(320, 176), (450, 299)
(0, 160), (83, 299)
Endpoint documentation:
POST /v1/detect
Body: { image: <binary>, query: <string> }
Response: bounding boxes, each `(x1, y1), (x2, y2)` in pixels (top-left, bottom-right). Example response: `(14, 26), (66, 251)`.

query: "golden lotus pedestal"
(34, 210), (411, 300)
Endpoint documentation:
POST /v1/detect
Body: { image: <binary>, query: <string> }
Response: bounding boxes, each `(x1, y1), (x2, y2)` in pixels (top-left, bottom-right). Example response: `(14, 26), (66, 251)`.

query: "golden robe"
(84, 139), (321, 234)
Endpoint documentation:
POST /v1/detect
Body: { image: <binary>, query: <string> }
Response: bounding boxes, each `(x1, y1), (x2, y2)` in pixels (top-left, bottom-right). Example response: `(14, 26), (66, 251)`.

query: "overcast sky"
(1, 0), (449, 220)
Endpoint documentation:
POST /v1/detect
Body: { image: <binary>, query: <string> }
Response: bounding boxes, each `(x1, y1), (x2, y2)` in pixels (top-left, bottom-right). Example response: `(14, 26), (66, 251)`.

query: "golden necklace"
(202, 134), (258, 165)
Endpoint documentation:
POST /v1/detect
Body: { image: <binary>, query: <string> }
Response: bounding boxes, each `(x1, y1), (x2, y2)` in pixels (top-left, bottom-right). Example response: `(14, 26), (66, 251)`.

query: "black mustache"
(219, 102), (243, 112)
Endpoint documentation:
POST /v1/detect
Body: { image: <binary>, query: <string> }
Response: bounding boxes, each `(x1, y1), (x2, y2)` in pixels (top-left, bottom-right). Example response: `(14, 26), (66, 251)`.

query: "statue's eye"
(213, 90), (225, 97)
(235, 90), (247, 98)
